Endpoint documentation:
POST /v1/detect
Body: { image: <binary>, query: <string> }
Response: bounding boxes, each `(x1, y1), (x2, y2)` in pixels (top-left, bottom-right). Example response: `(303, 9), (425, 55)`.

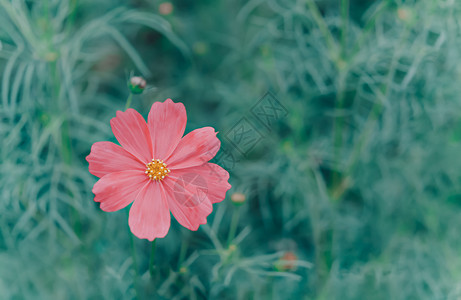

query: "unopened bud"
(274, 251), (298, 272)
(44, 51), (58, 62)
(193, 42), (208, 55)
(159, 2), (173, 15)
(129, 76), (146, 94)
(230, 192), (246, 206)
(224, 244), (238, 260)
(397, 7), (414, 23)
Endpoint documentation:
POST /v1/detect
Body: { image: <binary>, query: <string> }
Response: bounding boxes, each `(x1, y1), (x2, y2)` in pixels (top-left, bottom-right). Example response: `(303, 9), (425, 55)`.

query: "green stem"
(65, 0), (78, 34)
(149, 239), (157, 278)
(306, 0), (338, 57)
(125, 93), (133, 110)
(129, 231), (140, 299)
(340, 0), (349, 56)
(50, 59), (81, 237)
(177, 240), (188, 270)
(331, 70), (346, 201)
(227, 207), (240, 246)
(346, 101), (383, 174)
(349, 1), (389, 60)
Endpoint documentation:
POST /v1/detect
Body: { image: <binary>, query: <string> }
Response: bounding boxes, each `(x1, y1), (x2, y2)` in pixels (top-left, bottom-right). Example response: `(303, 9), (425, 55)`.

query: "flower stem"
(305, 0), (337, 54)
(331, 70), (346, 202)
(340, 0), (349, 55)
(149, 239), (157, 278)
(177, 239), (188, 270)
(129, 229), (140, 299)
(125, 93), (133, 110)
(227, 206), (240, 246)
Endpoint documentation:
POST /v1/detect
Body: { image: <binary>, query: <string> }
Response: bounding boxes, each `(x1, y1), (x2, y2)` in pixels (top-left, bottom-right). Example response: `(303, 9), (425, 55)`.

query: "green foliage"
(1, 0), (461, 299)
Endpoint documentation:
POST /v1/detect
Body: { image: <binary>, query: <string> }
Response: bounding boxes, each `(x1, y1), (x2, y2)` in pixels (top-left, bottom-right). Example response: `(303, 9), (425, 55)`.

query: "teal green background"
(1, 0), (461, 299)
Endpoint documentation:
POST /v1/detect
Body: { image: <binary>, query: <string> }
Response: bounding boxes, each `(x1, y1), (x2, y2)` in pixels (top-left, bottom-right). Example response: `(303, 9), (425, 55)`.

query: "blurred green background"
(2, 0), (461, 299)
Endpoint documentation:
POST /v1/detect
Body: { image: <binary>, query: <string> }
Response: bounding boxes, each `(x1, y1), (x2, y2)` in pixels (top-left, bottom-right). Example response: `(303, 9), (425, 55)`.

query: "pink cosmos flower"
(86, 99), (231, 241)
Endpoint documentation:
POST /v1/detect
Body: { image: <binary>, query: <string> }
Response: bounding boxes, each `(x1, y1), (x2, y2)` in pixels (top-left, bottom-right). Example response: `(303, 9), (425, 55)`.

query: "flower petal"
(168, 163), (231, 204)
(128, 182), (171, 241)
(166, 127), (220, 169)
(110, 109), (153, 163)
(163, 175), (212, 231)
(92, 170), (147, 212)
(162, 163), (231, 230)
(199, 163), (232, 203)
(148, 99), (187, 160)
(86, 141), (144, 178)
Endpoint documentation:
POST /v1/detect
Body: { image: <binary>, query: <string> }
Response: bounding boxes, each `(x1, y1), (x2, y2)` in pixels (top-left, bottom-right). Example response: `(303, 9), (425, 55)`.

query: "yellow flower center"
(145, 159), (170, 181)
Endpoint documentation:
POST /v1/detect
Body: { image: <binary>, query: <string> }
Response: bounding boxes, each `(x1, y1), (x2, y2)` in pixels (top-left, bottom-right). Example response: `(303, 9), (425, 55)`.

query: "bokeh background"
(2, 0), (461, 299)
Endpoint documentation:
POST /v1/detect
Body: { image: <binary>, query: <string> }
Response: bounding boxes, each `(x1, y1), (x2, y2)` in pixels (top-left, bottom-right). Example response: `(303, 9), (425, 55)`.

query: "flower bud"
(128, 76), (146, 94)
(274, 251), (298, 272)
(230, 192), (246, 206)
(193, 42), (208, 55)
(228, 244), (237, 252)
(44, 51), (58, 62)
(397, 7), (415, 24)
(159, 2), (173, 15)
(397, 8), (409, 21)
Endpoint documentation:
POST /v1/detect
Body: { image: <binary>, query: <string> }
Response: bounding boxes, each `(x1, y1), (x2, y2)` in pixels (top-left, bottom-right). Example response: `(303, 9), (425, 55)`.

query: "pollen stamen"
(145, 159), (170, 181)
